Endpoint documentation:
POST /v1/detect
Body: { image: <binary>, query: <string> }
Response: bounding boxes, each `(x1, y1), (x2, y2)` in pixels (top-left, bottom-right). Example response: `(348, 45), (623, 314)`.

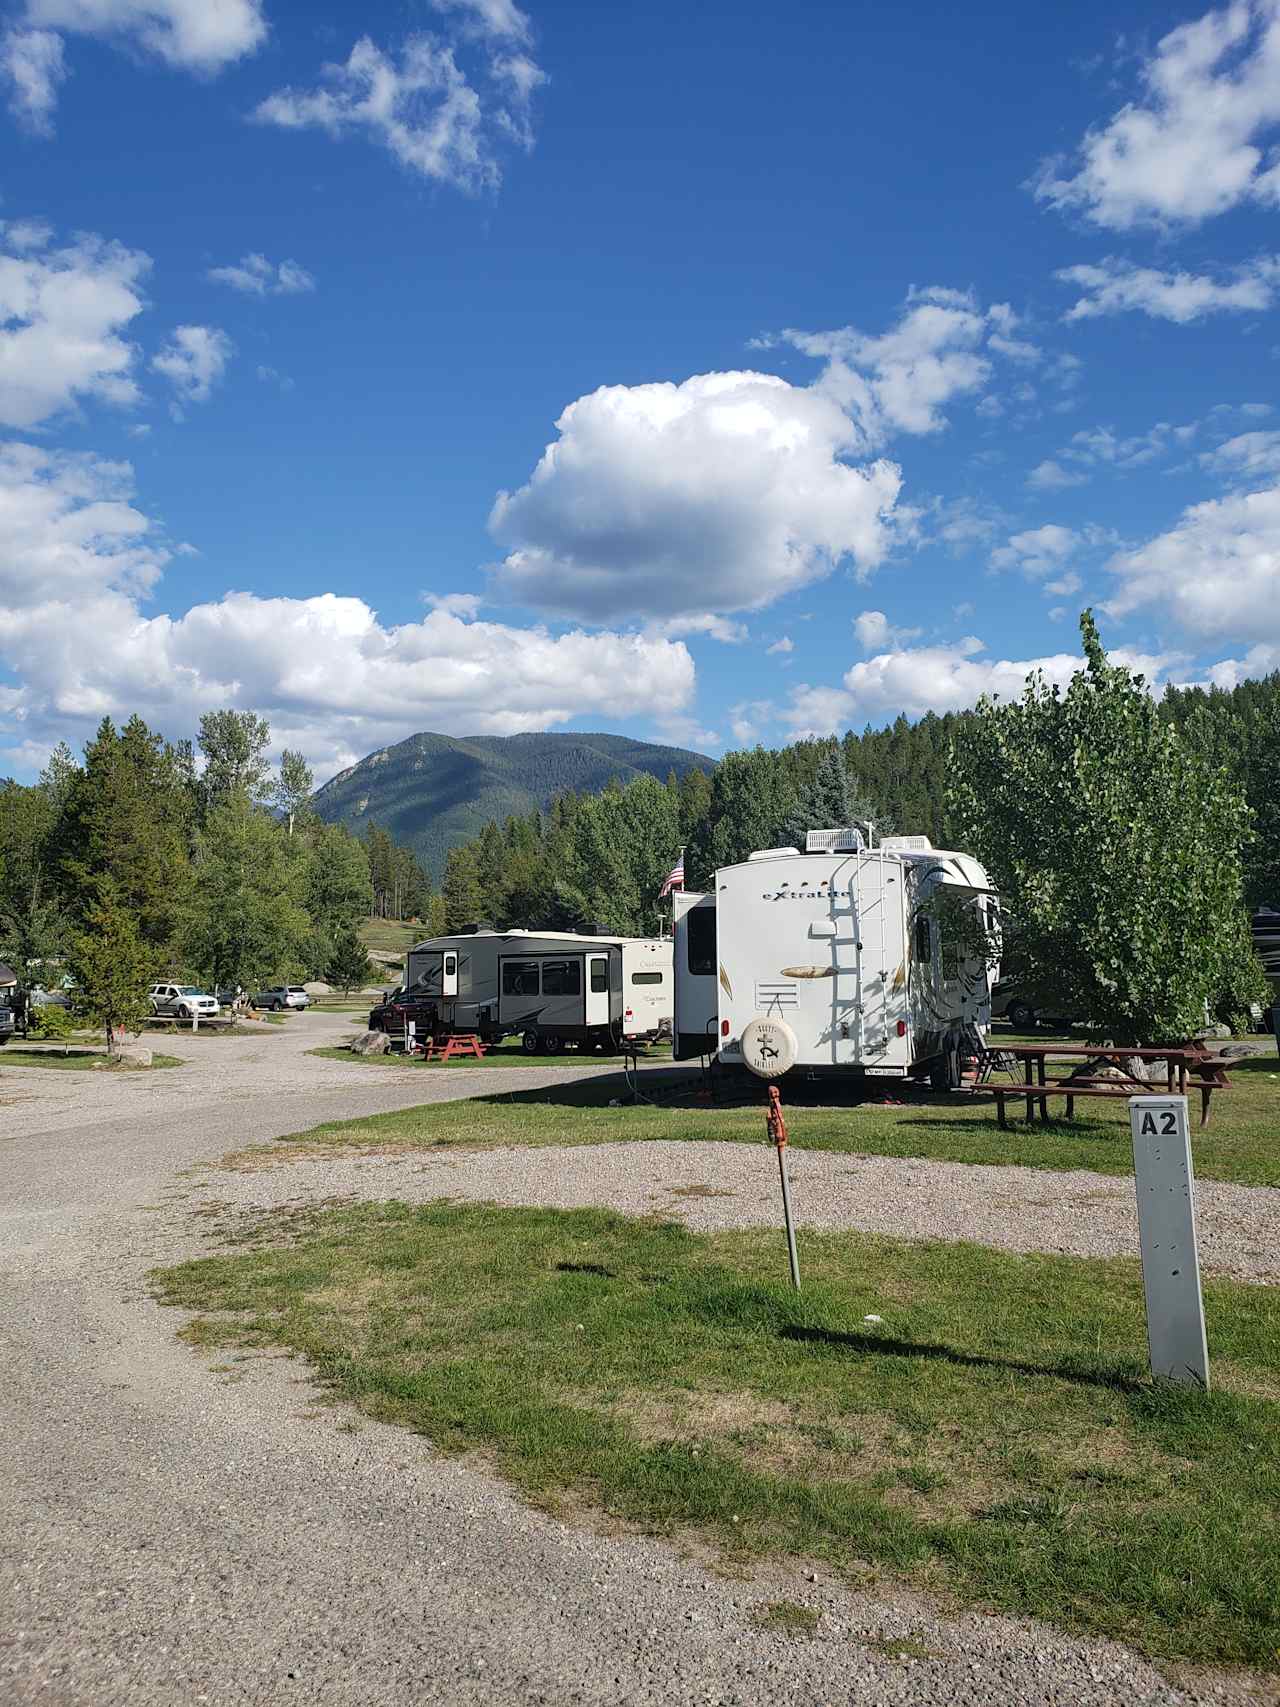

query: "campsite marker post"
(1128, 1095), (1209, 1390)
(766, 1086), (801, 1290)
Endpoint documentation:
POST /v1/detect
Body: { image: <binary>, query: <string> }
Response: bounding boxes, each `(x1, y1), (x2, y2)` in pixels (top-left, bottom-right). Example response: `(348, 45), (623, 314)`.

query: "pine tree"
(70, 892), (154, 1056)
(440, 845), (485, 931)
(326, 925), (374, 994)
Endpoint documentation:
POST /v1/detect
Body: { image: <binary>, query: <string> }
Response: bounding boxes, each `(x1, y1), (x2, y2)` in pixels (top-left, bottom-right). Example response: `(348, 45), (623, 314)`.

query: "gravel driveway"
(1, 1013), (1272, 1706)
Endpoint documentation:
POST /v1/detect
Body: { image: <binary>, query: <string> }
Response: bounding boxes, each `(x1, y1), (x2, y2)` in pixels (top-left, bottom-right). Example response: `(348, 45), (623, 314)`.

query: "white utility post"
(1128, 1095), (1209, 1390)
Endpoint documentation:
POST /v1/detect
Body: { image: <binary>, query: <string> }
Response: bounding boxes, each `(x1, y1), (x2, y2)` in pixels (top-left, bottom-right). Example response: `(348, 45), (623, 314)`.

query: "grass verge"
(0, 1046), (182, 1070)
(243, 1053), (1280, 1187)
(153, 1200), (1280, 1668)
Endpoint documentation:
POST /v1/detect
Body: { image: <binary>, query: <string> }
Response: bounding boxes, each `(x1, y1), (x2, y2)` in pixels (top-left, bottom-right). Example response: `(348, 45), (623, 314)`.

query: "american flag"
(659, 850), (685, 898)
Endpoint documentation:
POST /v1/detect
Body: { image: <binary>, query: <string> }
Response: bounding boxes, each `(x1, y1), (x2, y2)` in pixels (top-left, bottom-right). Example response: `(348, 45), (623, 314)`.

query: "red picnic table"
(415, 1032), (487, 1063)
(975, 1041), (1232, 1128)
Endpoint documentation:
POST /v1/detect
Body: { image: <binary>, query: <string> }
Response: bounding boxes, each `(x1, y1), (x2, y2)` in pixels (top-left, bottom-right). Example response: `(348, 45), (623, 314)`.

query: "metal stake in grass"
(766, 1085), (801, 1289)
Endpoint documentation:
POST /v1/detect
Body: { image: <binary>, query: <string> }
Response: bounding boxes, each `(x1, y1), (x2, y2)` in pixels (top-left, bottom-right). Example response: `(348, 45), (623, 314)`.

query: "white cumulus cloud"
(990, 524), (1079, 578)
(0, 439), (696, 779)
(774, 288), (1009, 448)
(0, 224), (148, 427)
(151, 325), (233, 407)
(5, 0), (265, 130)
(255, 23), (544, 191)
(489, 370), (903, 622)
(209, 253), (315, 296)
(1033, 0), (1280, 229)
(1105, 482), (1280, 643)
(781, 636), (1183, 736)
(1057, 255), (1280, 322)
(853, 610), (921, 651)
(1200, 429), (1280, 480)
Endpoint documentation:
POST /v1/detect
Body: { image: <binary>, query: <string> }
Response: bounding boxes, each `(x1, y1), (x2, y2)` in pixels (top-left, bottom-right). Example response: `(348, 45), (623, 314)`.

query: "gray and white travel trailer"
(403, 930), (673, 1052)
(673, 830), (999, 1083)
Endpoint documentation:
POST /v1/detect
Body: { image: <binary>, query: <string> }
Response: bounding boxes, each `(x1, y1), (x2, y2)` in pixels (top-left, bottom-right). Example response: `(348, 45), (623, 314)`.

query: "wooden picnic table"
(976, 1040), (1232, 1128)
(414, 1032), (488, 1063)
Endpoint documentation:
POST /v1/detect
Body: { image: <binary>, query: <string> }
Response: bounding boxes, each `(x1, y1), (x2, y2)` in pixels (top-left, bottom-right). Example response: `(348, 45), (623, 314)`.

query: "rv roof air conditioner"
(879, 834), (934, 851)
(748, 847), (801, 861)
(804, 827), (865, 854)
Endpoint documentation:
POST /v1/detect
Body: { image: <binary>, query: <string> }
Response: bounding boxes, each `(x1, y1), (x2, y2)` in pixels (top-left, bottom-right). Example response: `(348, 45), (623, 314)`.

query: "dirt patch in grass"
(752, 1599), (820, 1636)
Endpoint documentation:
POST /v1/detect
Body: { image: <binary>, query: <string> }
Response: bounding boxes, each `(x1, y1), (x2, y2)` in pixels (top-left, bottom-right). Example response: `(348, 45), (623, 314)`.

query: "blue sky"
(2, 0), (1279, 780)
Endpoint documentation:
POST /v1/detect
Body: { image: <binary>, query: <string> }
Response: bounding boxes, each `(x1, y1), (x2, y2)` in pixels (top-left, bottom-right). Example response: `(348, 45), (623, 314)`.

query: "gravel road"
(1, 1013), (1273, 1706)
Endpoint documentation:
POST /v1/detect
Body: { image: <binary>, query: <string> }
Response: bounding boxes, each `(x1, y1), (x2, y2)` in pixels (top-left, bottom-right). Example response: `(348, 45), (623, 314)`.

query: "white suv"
(150, 983), (220, 1020)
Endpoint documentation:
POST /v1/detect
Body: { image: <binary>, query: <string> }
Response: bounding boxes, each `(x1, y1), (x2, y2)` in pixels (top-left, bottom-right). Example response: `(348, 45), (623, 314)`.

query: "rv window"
(502, 960), (540, 996)
(631, 971), (664, 985)
(541, 959), (581, 996)
(686, 905), (716, 976)
(590, 960), (608, 993)
(914, 916), (932, 964)
(444, 953), (457, 978)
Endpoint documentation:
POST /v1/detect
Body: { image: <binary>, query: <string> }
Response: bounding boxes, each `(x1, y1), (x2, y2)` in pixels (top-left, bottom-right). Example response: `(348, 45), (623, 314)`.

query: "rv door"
(673, 893), (717, 1060)
(443, 951), (458, 998)
(585, 954), (610, 1027)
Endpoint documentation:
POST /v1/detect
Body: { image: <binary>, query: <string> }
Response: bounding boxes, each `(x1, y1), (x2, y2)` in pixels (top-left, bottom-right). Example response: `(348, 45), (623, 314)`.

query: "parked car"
(150, 983), (220, 1020)
(252, 986), (311, 1011)
(990, 977), (1076, 1032)
(368, 986), (439, 1037)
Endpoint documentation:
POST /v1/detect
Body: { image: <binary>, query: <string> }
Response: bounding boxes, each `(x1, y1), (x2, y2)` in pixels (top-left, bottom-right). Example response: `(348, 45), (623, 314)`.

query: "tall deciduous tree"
(951, 611), (1267, 1042)
(275, 749), (314, 837)
(197, 710), (273, 813)
(184, 793), (309, 992)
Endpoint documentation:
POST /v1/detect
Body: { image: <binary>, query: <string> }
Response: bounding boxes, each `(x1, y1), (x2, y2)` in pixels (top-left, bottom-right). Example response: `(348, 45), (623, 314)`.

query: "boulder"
(350, 1030), (390, 1057)
(303, 981), (333, 996)
(1221, 1040), (1274, 1059)
(1195, 1022), (1232, 1042)
(115, 1045), (153, 1067)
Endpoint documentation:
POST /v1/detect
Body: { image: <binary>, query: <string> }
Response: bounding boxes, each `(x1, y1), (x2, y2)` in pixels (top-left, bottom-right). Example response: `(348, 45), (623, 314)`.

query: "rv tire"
(542, 1033), (561, 1055)
(1007, 1000), (1036, 1030)
(521, 1029), (540, 1055)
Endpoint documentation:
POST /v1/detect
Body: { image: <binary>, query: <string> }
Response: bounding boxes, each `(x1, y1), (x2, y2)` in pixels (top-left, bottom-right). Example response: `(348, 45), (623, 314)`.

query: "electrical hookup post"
(1129, 1095), (1209, 1390)
(740, 1016), (803, 1290)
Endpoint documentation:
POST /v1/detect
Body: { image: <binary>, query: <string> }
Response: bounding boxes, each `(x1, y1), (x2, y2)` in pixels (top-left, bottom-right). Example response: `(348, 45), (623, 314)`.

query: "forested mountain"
(311, 730), (713, 877)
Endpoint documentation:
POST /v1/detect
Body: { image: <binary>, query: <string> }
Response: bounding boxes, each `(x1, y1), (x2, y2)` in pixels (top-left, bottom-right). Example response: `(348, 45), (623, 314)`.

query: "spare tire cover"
(740, 1016), (799, 1079)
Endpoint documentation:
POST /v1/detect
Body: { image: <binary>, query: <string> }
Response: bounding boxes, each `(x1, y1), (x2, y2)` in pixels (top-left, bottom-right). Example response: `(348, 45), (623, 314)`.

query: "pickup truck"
(0, 1000), (15, 1045)
(367, 987), (439, 1037)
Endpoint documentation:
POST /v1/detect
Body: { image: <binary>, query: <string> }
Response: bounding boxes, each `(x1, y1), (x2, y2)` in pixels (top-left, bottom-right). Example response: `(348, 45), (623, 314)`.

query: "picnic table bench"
(974, 1042), (1232, 1128)
(411, 1032), (488, 1063)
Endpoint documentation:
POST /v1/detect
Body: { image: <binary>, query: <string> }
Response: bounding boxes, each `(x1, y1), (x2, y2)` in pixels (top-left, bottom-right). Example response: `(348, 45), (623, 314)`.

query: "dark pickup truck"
(368, 987), (440, 1038)
(0, 999), (18, 1045)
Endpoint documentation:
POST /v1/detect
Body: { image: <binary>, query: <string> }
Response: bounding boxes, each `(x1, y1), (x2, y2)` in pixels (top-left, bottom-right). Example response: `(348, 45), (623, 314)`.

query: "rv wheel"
(522, 1029), (540, 1055)
(1007, 1000), (1036, 1031)
(542, 1033), (561, 1055)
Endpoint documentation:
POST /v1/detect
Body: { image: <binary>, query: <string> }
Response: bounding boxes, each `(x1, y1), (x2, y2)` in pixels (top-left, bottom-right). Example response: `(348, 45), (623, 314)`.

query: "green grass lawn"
(153, 1199), (1280, 1668)
(359, 919), (422, 955)
(250, 1052), (1280, 1187)
(307, 1038), (674, 1071)
(0, 1046), (183, 1070)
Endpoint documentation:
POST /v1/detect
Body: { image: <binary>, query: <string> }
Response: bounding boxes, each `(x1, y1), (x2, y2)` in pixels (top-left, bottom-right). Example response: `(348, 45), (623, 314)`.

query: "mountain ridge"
(312, 729), (714, 878)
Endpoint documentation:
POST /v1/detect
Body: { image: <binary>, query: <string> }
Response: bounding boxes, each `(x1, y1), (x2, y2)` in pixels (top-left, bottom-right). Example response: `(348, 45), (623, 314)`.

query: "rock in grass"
(303, 981), (332, 996)
(350, 1031), (390, 1057)
(116, 1046), (153, 1067)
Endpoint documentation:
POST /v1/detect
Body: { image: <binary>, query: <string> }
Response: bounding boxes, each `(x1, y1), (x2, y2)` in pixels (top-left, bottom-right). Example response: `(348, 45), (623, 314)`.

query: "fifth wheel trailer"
(403, 930), (672, 1052)
(673, 830), (998, 1082)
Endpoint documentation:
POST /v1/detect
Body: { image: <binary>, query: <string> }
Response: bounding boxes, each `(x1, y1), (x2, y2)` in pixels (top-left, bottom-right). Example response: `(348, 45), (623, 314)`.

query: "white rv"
(403, 930), (673, 1053)
(673, 830), (998, 1084)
